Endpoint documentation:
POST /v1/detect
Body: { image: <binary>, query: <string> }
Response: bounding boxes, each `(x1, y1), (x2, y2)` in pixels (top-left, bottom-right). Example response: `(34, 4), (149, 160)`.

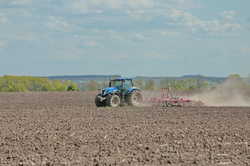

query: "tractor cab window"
(110, 80), (122, 88)
(124, 80), (133, 89)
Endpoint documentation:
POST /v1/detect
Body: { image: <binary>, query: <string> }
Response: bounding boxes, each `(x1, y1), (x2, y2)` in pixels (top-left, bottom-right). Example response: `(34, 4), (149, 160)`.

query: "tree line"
(1, 74), (249, 93)
(82, 79), (210, 91)
(82, 74), (250, 92)
(0, 75), (79, 92)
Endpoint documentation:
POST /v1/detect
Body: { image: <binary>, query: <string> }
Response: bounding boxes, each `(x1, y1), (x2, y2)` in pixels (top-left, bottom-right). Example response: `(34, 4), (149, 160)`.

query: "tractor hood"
(102, 87), (119, 96)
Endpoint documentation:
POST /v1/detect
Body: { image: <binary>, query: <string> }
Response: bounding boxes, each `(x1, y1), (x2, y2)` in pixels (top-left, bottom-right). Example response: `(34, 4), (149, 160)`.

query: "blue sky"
(0, 0), (249, 77)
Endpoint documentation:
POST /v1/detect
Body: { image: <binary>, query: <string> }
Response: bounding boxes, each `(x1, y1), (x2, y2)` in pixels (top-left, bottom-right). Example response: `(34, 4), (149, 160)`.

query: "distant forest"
(0, 76), (78, 92)
(48, 74), (227, 91)
(0, 74), (249, 92)
(50, 74), (250, 92)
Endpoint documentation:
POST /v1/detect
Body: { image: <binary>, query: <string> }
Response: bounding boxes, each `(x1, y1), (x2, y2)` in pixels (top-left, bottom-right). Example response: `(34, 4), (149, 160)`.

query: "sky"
(0, 0), (250, 77)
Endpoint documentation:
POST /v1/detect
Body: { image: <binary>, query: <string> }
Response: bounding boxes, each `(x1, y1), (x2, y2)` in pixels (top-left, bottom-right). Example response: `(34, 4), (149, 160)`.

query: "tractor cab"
(109, 78), (133, 91)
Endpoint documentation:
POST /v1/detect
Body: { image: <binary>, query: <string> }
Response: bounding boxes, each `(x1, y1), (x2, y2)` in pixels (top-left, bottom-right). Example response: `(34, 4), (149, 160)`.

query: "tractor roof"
(111, 78), (132, 81)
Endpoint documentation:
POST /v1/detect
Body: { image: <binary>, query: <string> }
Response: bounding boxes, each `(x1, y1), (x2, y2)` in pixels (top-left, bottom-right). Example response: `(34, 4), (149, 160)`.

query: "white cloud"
(0, 0), (33, 6)
(127, 0), (154, 9)
(65, 0), (241, 37)
(110, 54), (131, 60)
(167, 9), (241, 33)
(221, 11), (237, 21)
(166, 0), (201, 9)
(46, 16), (74, 32)
(134, 33), (147, 41)
(10, 0), (33, 5)
(160, 30), (180, 36)
(68, 0), (200, 14)
(69, 0), (154, 14)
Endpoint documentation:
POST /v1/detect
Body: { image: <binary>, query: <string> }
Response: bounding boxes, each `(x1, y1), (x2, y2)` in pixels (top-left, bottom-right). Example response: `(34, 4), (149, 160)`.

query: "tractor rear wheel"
(95, 94), (105, 107)
(128, 90), (143, 106)
(106, 94), (121, 107)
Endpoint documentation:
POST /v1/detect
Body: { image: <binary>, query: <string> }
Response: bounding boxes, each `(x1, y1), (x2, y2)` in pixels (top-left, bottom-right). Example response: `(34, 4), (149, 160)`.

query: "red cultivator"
(148, 88), (204, 107)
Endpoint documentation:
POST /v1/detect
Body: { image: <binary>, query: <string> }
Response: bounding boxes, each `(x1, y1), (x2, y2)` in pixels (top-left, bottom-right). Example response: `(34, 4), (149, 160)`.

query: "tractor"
(95, 78), (143, 107)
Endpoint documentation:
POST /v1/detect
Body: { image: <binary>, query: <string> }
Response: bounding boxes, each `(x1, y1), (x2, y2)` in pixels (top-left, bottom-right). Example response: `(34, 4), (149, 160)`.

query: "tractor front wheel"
(128, 90), (143, 106)
(95, 94), (105, 107)
(106, 94), (121, 107)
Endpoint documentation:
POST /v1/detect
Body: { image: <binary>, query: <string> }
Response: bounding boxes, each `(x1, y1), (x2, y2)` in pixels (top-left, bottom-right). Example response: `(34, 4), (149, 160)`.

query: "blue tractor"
(95, 78), (143, 107)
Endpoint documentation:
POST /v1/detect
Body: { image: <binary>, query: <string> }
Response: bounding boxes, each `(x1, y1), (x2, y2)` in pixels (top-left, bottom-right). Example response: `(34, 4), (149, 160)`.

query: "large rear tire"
(128, 90), (143, 106)
(106, 94), (121, 107)
(95, 94), (105, 107)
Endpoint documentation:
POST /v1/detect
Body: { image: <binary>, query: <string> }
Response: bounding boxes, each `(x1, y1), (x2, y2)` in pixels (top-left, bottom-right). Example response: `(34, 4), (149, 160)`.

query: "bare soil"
(0, 92), (249, 166)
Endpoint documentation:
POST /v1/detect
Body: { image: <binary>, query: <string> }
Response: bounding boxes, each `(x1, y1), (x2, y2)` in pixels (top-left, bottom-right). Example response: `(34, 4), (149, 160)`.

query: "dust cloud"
(191, 78), (250, 107)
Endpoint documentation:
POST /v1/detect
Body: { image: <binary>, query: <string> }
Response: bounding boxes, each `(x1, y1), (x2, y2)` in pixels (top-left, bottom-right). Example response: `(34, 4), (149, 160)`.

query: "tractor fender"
(102, 87), (119, 96)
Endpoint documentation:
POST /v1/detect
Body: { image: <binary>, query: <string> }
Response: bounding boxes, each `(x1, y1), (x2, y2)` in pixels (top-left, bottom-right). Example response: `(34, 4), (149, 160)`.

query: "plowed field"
(0, 92), (249, 165)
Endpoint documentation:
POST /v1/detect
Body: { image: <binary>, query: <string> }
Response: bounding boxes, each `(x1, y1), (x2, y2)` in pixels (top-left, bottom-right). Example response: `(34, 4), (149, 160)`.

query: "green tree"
(66, 81), (79, 91)
(228, 74), (241, 80)
(85, 80), (100, 91)
(0, 75), (79, 92)
(134, 80), (144, 89)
